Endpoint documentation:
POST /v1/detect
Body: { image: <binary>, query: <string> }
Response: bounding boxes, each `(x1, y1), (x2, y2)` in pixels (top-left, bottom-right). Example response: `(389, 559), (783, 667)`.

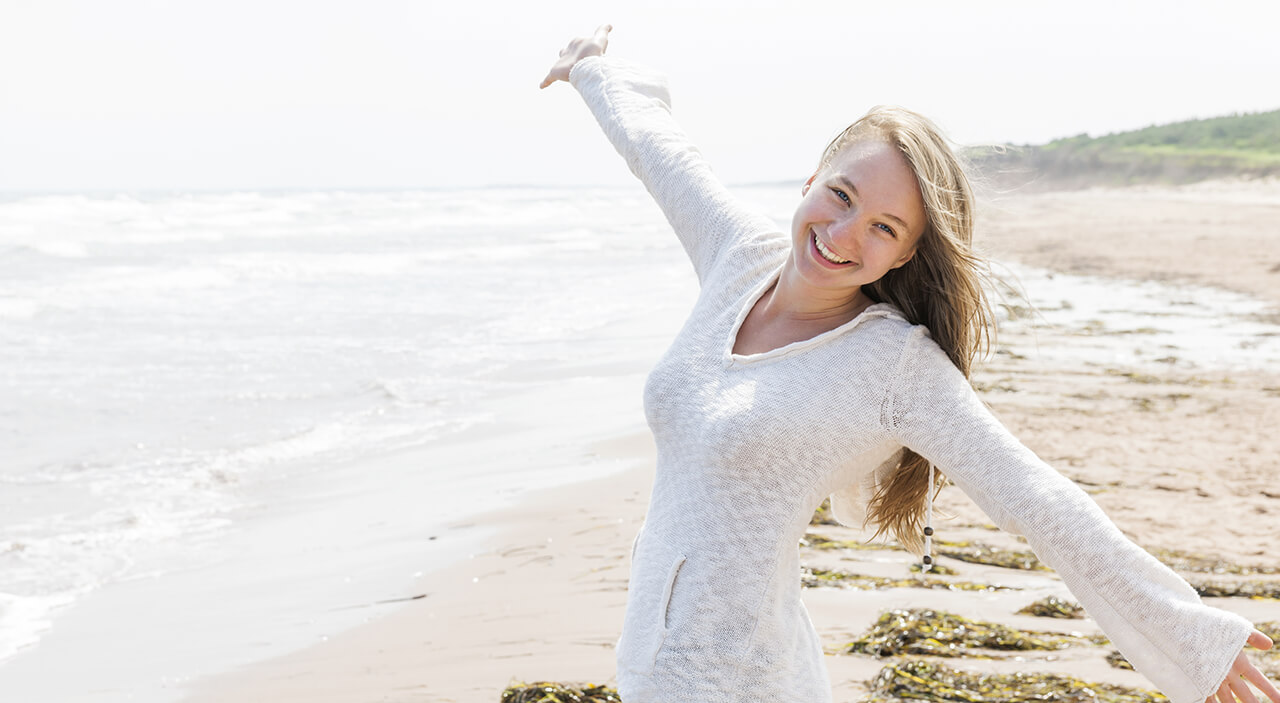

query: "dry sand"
(185, 180), (1280, 703)
(977, 178), (1280, 309)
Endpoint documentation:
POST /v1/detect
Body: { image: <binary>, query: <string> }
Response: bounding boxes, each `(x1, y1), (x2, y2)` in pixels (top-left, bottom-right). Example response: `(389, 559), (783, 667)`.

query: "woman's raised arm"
(540, 26), (775, 283)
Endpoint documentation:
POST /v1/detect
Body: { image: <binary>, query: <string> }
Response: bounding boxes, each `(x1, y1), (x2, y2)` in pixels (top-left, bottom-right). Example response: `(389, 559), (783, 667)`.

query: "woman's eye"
(875, 223), (896, 237)
(829, 188), (850, 204)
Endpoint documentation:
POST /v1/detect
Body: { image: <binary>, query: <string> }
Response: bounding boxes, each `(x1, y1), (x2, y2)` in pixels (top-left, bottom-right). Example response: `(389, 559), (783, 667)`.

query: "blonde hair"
(819, 106), (995, 556)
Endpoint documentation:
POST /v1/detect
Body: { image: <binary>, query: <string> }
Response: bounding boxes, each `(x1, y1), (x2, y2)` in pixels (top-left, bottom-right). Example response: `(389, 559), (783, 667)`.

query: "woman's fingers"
(1250, 630), (1275, 651)
(1232, 676), (1262, 703)
(1245, 666), (1280, 703)
(539, 24), (612, 89)
(593, 23), (613, 47)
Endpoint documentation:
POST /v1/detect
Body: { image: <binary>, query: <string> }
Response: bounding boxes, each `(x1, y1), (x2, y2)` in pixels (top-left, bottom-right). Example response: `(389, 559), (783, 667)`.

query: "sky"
(2, 0), (1278, 191)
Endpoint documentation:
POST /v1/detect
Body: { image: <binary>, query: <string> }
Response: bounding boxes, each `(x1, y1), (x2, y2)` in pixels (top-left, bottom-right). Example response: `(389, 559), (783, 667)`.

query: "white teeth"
(813, 234), (850, 264)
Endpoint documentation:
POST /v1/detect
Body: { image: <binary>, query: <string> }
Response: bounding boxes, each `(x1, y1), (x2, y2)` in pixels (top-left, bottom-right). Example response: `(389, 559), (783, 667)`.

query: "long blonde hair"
(819, 106), (995, 556)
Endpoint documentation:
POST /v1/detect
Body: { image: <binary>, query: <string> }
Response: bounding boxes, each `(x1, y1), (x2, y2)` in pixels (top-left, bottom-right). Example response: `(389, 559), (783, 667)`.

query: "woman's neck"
(762, 262), (873, 326)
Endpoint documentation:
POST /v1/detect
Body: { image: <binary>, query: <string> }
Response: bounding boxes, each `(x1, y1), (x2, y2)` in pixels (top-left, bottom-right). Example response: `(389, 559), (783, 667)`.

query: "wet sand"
(185, 179), (1280, 703)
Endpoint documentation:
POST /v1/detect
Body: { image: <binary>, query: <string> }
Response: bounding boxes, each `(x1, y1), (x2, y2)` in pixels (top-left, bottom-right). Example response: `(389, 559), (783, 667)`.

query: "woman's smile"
(810, 230), (855, 267)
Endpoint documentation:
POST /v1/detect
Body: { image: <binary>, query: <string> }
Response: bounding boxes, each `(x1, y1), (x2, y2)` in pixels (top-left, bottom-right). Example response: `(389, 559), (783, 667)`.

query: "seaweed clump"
(863, 659), (1166, 703)
(801, 532), (895, 552)
(810, 498), (840, 526)
(1189, 579), (1280, 600)
(936, 540), (1050, 571)
(845, 608), (1099, 658)
(910, 561), (959, 575)
(1016, 596), (1084, 619)
(500, 681), (620, 703)
(801, 567), (1010, 593)
(1106, 650), (1135, 670)
(1149, 547), (1280, 575)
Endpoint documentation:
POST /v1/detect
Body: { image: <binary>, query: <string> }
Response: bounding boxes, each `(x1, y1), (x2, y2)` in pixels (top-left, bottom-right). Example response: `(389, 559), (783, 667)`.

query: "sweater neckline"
(724, 265), (902, 368)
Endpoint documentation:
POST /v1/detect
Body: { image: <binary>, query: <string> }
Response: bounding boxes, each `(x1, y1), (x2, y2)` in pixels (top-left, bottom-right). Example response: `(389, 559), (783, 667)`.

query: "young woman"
(540, 25), (1278, 703)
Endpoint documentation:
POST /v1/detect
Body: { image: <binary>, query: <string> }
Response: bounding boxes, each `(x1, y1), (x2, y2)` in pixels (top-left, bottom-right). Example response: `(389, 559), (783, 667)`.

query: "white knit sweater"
(569, 55), (1253, 703)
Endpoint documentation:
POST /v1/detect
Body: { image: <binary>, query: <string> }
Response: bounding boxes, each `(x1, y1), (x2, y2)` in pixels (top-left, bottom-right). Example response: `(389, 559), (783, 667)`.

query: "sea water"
(0, 188), (700, 700)
(0, 187), (1277, 701)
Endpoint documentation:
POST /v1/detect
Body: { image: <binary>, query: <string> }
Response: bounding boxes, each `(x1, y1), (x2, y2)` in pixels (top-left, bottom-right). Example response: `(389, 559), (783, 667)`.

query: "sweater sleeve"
(882, 326), (1253, 703)
(568, 56), (775, 282)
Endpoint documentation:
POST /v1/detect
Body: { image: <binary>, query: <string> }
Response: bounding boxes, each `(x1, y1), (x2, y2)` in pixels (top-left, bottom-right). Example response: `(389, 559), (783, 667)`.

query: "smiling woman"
(540, 24), (1279, 703)
(731, 138), (924, 355)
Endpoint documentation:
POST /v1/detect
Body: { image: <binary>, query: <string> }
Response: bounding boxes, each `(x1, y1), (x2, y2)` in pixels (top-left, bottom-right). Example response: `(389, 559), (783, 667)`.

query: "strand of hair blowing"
(820, 106), (995, 556)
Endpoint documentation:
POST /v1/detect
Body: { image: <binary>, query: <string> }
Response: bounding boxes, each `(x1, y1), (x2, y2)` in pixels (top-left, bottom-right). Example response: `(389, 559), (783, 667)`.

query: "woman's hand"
(1208, 630), (1280, 703)
(539, 24), (611, 89)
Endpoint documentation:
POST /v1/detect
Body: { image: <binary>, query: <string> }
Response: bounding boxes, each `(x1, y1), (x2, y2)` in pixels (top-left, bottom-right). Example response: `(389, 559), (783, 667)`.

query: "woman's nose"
(828, 213), (864, 245)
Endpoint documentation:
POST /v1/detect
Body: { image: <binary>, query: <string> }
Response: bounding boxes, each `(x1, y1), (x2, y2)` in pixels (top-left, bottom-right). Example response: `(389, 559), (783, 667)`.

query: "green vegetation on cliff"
(968, 108), (1280, 189)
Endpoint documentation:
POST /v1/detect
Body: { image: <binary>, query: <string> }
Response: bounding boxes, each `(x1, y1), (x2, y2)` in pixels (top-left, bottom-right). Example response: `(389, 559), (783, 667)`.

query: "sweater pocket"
(649, 554), (687, 669)
(616, 552), (688, 678)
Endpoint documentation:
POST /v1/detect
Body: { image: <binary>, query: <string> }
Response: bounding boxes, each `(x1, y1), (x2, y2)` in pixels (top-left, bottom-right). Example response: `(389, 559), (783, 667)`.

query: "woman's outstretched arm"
(883, 326), (1280, 703)
(540, 26), (775, 282)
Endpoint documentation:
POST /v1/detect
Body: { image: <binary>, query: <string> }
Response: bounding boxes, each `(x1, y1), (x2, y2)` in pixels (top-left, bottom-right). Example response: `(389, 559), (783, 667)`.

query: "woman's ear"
(891, 246), (917, 270)
(802, 174), (816, 195)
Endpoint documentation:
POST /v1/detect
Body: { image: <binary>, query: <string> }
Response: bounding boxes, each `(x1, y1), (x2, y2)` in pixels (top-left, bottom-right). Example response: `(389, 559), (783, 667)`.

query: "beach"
(2, 180), (1279, 702)
(178, 179), (1280, 703)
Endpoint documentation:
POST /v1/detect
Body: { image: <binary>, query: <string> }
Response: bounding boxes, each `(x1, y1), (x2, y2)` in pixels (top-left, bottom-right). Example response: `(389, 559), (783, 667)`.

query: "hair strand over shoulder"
(819, 106), (996, 556)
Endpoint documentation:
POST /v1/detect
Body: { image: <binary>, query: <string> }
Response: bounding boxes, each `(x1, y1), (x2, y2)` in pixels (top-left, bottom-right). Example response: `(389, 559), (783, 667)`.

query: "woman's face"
(789, 139), (926, 298)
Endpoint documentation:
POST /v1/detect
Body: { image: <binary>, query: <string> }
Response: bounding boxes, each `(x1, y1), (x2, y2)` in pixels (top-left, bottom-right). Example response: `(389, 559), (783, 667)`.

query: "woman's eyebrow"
(834, 175), (910, 231)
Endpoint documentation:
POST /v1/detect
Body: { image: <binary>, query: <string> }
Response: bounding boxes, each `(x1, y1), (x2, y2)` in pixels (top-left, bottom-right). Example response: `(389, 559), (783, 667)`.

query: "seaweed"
(1105, 369), (1162, 384)
(801, 532), (895, 552)
(844, 608), (1101, 658)
(1106, 650), (1136, 670)
(500, 682), (621, 703)
(1148, 547), (1280, 576)
(935, 540), (1050, 571)
(1189, 579), (1280, 599)
(811, 498), (841, 526)
(958, 522), (1003, 531)
(910, 561), (959, 575)
(973, 378), (1019, 393)
(863, 659), (1167, 703)
(801, 567), (1012, 593)
(1016, 596), (1085, 619)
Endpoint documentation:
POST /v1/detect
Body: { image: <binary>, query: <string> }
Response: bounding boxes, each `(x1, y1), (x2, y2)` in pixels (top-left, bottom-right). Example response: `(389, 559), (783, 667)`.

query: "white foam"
(0, 590), (79, 662)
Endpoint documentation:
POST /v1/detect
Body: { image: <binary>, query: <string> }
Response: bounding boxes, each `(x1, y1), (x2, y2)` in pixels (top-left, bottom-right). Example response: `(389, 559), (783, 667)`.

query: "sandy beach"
(184, 179), (1280, 703)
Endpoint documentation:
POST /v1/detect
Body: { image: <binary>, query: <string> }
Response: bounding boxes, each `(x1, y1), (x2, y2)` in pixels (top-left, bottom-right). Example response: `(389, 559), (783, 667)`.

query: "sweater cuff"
(568, 54), (607, 88)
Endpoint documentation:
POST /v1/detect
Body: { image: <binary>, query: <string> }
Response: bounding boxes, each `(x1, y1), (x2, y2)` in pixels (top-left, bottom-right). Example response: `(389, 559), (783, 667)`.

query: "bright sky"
(3, 0), (1278, 191)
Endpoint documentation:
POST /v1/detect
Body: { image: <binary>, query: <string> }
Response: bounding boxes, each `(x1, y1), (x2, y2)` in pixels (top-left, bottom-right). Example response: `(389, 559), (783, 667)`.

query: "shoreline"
(185, 428), (657, 703)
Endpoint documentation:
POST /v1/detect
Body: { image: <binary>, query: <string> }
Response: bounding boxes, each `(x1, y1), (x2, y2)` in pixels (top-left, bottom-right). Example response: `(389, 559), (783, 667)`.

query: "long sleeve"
(569, 56), (776, 283)
(882, 326), (1253, 703)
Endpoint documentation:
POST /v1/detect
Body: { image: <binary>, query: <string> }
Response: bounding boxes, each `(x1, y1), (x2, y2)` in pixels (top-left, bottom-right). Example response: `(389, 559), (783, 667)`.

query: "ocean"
(1, 187), (1277, 701)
